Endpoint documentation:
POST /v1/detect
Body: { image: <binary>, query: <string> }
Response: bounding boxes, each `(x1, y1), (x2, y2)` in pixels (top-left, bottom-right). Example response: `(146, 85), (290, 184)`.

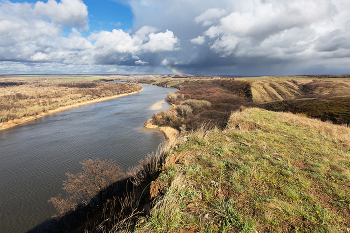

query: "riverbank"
(0, 88), (143, 131)
(142, 119), (179, 142)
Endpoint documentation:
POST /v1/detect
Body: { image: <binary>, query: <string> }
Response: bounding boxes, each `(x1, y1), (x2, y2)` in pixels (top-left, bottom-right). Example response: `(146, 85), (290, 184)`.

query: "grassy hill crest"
(135, 108), (350, 232)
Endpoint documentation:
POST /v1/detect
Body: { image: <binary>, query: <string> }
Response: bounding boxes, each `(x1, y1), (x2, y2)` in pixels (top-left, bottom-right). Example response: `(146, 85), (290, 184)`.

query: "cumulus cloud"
(191, 36), (205, 45)
(1, 0), (350, 75)
(60, 28), (93, 51)
(161, 59), (169, 65)
(0, 0), (179, 68)
(0, 0), (89, 63)
(141, 30), (179, 52)
(193, 0), (350, 70)
(33, 0), (88, 30)
(88, 26), (179, 64)
(194, 8), (226, 26)
(215, 0), (336, 41)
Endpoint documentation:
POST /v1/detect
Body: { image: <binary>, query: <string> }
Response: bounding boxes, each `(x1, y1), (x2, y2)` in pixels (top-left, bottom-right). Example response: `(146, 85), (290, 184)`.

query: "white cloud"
(30, 52), (49, 62)
(191, 36), (205, 45)
(88, 27), (179, 64)
(33, 0), (88, 30)
(1, 0), (350, 75)
(196, 0), (348, 63)
(135, 59), (148, 65)
(89, 29), (142, 54)
(0, 0), (89, 63)
(194, 8), (226, 26)
(210, 35), (239, 56)
(216, 0), (336, 40)
(61, 28), (93, 51)
(161, 59), (169, 65)
(141, 30), (179, 52)
(134, 26), (157, 41)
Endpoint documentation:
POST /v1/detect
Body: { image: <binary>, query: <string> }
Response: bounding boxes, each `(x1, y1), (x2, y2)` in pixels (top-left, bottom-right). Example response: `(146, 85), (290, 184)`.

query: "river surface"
(0, 85), (177, 233)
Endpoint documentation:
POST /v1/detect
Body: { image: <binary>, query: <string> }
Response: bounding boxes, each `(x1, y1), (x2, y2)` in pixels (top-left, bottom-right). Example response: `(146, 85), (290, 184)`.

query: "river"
(0, 85), (177, 233)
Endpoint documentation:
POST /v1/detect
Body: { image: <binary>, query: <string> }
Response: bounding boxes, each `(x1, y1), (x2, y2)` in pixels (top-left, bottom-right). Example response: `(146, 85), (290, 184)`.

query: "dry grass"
(250, 78), (350, 103)
(0, 79), (142, 130)
(251, 80), (301, 103)
(136, 108), (350, 232)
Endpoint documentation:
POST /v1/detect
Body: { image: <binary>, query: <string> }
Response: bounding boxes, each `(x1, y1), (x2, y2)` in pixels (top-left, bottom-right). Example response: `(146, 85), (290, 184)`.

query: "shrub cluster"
(148, 79), (255, 131)
(0, 81), (23, 87)
(181, 99), (211, 110)
(259, 96), (350, 125)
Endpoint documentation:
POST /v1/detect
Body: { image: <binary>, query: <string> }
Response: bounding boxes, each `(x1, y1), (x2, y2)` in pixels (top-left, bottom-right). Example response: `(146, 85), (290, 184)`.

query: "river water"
(0, 85), (177, 233)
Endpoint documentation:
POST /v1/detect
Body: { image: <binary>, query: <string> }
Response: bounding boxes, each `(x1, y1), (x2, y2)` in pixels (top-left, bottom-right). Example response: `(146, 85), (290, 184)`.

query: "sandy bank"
(151, 100), (166, 110)
(142, 119), (179, 142)
(0, 88), (143, 131)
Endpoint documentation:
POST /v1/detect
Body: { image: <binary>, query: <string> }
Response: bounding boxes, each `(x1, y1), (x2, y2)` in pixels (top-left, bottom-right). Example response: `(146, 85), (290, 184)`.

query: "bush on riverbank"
(148, 79), (254, 132)
(49, 158), (124, 215)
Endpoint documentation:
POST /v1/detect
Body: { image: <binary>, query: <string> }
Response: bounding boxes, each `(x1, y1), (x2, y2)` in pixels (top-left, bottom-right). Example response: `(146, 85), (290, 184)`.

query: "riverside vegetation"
(0, 76), (142, 130)
(26, 75), (350, 232)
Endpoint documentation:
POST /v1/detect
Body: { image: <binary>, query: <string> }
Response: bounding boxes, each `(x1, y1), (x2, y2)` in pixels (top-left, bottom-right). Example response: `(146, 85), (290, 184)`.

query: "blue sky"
(82, 0), (133, 32)
(13, 0), (133, 32)
(1, 0), (350, 75)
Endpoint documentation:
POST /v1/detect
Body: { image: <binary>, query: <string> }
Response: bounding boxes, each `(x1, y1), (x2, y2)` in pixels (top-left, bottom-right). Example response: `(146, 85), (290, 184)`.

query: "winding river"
(0, 85), (177, 233)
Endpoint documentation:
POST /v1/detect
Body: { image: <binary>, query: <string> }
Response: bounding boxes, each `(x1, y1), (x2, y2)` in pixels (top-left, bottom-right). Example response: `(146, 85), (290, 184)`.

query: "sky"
(0, 0), (350, 75)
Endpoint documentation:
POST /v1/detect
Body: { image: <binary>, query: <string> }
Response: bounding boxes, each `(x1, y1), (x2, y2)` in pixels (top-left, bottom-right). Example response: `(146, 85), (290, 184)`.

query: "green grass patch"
(136, 108), (350, 232)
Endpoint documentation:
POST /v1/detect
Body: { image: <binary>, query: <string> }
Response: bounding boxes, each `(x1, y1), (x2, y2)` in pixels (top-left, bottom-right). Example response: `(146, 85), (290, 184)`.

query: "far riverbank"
(0, 88), (143, 131)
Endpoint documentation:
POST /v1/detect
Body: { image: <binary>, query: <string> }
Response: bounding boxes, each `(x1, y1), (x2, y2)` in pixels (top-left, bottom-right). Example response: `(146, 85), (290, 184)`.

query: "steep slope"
(251, 80), (301, 103)
(250, 78), (350, 103)
(136, 108), (350, 232)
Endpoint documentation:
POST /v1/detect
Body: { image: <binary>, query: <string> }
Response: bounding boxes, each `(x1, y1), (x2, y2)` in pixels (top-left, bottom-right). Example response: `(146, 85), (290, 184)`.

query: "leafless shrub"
(181, 99), (211, 109)
(166, 92), (177, 103)
(49, 158), (124, 215)
(177, 104), (192, 117)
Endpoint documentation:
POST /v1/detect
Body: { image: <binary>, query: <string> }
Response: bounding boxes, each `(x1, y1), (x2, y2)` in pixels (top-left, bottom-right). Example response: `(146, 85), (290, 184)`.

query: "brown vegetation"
(0, 80), (142, 129)
(142, 76), (350, 126)
(49, 158), (124, 215)
(142, 79), (255, 132)
(259, 96), (350, 125)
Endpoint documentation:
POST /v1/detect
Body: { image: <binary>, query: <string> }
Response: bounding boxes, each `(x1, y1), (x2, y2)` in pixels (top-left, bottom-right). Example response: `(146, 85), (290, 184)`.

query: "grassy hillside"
(136, 108), (350, 232)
